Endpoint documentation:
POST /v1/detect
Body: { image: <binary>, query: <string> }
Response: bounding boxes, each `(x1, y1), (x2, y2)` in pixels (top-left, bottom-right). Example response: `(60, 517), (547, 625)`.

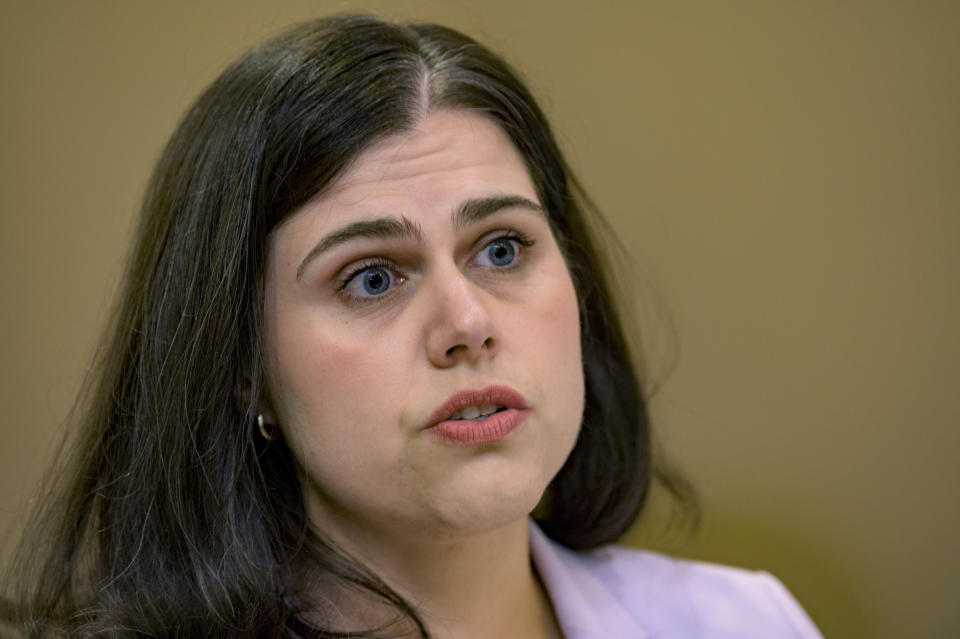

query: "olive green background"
(2, 1), (958, 637)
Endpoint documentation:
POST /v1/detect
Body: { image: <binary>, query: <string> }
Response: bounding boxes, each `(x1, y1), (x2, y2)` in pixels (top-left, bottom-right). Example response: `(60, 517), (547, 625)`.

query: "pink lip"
(426, 385), (530, 446)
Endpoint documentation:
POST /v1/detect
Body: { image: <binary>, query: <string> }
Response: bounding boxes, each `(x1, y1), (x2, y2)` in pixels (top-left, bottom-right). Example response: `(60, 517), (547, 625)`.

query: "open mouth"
(448, 404), (508, 421)
(427, 385), (529, 430)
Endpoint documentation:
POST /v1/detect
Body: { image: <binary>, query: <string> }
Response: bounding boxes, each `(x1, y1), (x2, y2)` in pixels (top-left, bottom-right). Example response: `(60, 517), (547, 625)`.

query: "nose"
(425, 270), (498, 368)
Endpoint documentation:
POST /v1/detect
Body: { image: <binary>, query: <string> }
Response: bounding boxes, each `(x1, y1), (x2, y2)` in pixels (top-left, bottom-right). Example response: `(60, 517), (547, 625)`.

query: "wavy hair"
(2, 15), (693, 638)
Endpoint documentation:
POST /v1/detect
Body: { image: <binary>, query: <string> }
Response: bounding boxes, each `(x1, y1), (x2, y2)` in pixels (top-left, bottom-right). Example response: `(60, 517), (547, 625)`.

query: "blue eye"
(340, 263), (402, 300)
(361, 267), (391, 295)
(476, 238), (519, 267)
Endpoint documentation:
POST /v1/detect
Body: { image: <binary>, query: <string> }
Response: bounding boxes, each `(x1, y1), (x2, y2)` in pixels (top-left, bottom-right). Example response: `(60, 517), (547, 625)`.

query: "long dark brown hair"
(2, 15), (694, 638)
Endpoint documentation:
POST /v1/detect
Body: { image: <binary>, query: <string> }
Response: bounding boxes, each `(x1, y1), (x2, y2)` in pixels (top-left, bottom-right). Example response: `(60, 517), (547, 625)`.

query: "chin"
(420, 421), (580, 537)
(420, 463), (552, 537)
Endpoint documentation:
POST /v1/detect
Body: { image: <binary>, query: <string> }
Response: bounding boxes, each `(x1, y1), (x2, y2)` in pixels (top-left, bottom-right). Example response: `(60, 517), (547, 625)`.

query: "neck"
(303, 517), (561, 639)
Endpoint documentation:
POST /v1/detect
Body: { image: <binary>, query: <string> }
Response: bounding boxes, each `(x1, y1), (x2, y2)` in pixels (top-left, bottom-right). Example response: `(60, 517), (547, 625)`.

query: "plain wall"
(1, 1), (957, 637)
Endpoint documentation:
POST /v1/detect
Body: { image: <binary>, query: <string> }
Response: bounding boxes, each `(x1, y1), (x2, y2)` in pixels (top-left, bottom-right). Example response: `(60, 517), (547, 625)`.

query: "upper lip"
(427, 385), (528, 427)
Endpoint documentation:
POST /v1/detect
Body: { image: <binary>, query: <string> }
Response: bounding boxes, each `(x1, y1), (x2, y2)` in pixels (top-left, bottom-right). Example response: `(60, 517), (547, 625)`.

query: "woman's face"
(263, 109), (583, 545)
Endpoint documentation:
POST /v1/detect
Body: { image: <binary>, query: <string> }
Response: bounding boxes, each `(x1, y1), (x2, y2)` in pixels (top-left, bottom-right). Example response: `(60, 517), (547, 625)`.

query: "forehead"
(311, 109), (538, 214)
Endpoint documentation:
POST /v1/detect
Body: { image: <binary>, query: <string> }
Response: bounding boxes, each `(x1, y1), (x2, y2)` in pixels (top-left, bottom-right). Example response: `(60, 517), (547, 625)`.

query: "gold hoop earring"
(258, 414), (278, 441)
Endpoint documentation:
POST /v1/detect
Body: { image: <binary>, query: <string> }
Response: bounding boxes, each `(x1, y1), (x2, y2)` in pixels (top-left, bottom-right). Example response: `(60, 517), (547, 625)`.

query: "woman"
(2, 15), (822, 638)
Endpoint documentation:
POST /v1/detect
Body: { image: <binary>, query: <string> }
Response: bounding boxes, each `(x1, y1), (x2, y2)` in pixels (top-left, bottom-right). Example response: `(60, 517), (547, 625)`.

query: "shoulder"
(529, 522), (823, 639)
(579, 544), (821, 638)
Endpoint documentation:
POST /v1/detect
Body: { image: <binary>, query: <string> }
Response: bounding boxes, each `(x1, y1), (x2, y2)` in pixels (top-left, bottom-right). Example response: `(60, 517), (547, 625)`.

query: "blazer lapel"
(529, 521), (654, 639)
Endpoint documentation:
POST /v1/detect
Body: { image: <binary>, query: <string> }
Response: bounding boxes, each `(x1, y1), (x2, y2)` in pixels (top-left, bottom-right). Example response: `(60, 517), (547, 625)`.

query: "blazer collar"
(529, 521), (653, 639)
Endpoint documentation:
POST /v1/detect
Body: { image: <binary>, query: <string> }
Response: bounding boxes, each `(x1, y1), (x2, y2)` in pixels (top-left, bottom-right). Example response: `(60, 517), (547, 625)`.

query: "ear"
(234, 367), (278, 425)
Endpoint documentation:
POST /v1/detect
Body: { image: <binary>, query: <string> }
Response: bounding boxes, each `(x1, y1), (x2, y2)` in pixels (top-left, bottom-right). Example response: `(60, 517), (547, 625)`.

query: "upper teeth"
(451, 404), (502, 421)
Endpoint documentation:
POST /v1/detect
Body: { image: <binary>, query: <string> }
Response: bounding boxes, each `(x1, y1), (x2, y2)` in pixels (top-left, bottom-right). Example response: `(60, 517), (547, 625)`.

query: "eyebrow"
(295, 194), (544, 280)
(452, 195), (544, 231)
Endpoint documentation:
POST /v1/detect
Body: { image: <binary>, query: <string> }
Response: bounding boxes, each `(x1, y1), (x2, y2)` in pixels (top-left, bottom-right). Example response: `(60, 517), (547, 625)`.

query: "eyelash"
(335, 230), (536, 304)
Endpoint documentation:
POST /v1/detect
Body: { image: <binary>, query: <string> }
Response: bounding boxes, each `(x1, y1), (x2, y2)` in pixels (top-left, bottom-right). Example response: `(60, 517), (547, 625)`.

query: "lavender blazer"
(529, 522), (823, 638)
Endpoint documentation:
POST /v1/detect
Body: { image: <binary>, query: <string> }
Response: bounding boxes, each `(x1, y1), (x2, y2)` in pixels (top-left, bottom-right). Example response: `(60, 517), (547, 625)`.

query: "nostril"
(443, 338), (492, 358)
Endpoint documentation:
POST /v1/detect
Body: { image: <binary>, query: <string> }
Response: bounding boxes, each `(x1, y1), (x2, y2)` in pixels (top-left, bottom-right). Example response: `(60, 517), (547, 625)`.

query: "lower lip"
(428, 408), (529, 446)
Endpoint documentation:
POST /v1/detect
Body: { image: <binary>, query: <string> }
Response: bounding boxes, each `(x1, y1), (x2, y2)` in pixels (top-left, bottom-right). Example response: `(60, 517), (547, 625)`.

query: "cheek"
(266, 315), (409, 465)
(541, 264), (582, 361)
(269, 333), (417, 524)
(525, 267), (585, 485)
(556, 283), (586, 415)
(521, 263), (584, 418)
(279, 332), (391, 408)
